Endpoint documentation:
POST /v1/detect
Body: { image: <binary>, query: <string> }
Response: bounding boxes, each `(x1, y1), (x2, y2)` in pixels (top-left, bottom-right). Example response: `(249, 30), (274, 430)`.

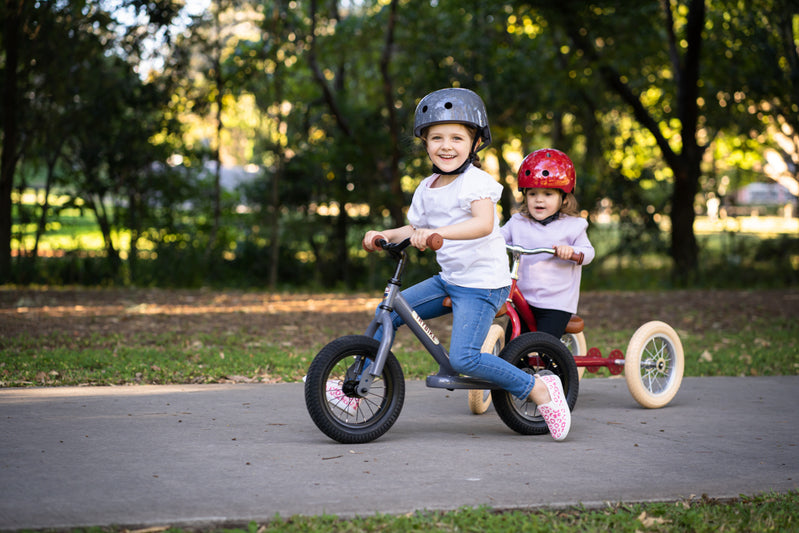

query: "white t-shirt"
(407, 165), (511, 289)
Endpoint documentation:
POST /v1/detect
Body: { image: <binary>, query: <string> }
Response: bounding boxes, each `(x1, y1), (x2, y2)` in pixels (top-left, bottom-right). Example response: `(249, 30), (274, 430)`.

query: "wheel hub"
(341, 380), (360, 397)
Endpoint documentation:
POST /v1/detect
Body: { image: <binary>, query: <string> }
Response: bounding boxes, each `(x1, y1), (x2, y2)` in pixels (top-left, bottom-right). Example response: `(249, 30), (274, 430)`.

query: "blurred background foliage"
(1, 0), (797, 290)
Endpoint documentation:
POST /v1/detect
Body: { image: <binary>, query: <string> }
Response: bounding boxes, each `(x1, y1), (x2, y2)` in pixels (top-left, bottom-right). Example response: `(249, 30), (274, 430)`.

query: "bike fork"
(357, 310), (396, 396)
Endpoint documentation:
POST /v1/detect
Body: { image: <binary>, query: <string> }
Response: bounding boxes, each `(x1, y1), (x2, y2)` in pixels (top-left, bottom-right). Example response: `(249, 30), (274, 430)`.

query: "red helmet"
(517, 148), (576, 193)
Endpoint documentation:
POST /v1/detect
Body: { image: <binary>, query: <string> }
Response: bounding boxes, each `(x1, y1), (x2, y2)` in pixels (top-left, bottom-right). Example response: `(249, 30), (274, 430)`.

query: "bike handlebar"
(369, 233), (443, 252)
(505, 244), (584, 265)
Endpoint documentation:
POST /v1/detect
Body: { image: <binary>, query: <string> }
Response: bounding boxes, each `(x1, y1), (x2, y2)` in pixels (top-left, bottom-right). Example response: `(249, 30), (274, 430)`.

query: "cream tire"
(468, 323), (505, 414)
(561, 331), (587, 380)
(624, 321), (684, 408)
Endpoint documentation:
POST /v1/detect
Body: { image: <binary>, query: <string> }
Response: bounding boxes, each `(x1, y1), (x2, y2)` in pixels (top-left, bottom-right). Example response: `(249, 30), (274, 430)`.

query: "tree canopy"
(1, 0), (795, 287)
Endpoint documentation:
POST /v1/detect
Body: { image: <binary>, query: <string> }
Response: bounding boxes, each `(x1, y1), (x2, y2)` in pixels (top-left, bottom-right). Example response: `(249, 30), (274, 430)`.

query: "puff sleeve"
(458, 168), (503, 211)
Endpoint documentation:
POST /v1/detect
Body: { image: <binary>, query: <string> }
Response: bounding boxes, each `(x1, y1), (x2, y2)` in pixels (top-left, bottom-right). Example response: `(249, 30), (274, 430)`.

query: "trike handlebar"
(369, 233), (443, 252)
(505, 244), (584, 265)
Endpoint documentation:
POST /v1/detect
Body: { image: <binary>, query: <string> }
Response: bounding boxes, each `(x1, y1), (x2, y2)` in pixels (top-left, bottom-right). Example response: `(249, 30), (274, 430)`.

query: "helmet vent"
(525, 170), (531, 176)
(542, 170), (550, 176)
(421, 105), (429, 113)
(444, 102), (453, 109)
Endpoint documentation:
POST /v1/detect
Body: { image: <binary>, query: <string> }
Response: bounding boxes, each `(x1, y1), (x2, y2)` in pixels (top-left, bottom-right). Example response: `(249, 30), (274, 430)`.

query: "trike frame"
(475, 244), (684, 411)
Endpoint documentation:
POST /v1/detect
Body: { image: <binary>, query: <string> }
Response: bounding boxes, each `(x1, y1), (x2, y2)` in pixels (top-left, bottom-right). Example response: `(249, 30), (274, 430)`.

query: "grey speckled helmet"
(413, 88), (491, 152)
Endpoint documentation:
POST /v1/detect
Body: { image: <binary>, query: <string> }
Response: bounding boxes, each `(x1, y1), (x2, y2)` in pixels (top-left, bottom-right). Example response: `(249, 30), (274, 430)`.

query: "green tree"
(712, 0), (799, 197)
(513, 1), (705, 281)
(513, 0), (796, 281)
(1, 0), (183, 283)
(0, 0), (42, 282)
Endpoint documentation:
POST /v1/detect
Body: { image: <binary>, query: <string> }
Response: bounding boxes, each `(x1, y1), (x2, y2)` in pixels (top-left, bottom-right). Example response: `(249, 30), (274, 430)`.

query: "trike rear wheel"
(561, 331), (587, 380)
(492, 332), (579, 435)
(468, 323), (505, 414)
(304, 335), (405, 444)
(624, 321), (684, 408)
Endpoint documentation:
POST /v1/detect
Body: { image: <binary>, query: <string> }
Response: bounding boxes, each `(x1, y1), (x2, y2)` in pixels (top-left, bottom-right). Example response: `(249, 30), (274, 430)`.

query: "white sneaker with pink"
(535, 372), (571, 441)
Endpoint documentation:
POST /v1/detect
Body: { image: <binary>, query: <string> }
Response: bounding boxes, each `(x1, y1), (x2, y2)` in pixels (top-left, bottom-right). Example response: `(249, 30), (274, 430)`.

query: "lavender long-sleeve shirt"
(500, 213), (594, 313)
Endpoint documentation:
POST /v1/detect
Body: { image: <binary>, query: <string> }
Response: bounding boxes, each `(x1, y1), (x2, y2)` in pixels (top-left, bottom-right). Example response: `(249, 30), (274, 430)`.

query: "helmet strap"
(533, 212), (560, 226)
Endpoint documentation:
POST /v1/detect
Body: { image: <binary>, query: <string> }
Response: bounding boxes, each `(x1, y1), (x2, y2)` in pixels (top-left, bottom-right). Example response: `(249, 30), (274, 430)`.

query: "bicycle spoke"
(637, 337), (676, 395)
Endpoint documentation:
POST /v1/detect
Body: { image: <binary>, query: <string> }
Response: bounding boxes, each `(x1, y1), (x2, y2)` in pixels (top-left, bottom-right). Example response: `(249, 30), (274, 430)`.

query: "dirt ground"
(2, 287), (797, 350)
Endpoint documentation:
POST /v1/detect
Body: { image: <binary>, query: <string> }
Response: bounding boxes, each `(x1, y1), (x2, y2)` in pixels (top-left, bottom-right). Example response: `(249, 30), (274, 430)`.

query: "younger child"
(362, 90), (571, 440)
(501, 148), (595, 339)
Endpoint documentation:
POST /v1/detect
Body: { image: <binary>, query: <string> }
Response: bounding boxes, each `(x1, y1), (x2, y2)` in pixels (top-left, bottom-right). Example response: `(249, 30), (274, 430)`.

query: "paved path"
(1, 376), (797, 531)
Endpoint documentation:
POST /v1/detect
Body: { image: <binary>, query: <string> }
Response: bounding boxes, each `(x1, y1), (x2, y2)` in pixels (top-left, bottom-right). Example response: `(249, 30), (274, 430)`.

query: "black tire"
(304, 335), (405, 444)
(492, 332), (579, 435)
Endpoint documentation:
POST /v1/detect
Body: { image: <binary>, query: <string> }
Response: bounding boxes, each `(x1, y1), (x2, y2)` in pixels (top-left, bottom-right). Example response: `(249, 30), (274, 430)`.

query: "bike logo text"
(411, 310), (439, 345)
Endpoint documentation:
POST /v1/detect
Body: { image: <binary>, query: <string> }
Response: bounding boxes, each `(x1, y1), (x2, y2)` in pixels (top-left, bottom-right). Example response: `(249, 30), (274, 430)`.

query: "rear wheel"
(561, 331), (587, 379)
(304, 335), (405, 443)
(492, 332), (579, 435)
(467, 323), (505, 414)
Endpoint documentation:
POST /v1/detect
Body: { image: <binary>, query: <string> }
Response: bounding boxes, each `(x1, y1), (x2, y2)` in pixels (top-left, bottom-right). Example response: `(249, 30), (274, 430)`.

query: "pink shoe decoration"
(325, 380), (361, 415)
(536, 373), (571, 441)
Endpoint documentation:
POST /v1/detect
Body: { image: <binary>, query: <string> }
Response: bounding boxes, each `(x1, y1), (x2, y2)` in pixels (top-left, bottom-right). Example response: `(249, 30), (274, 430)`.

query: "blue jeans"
(373, 275), (534, 400)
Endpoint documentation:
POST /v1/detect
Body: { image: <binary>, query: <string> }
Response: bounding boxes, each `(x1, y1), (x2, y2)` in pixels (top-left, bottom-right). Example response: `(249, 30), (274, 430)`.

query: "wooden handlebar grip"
(364, 235), (387, 252)
(427, 233), (443, 251)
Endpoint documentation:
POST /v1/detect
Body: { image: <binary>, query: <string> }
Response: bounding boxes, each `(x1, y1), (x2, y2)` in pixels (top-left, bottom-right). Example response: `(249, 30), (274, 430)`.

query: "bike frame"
(505, 246), (540, 340)
(360, 241), (496, 396)
(505, 244), (591, 338)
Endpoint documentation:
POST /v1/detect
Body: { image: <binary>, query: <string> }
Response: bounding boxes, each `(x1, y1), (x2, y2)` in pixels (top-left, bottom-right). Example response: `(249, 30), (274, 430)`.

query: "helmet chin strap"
(533, 212), (560, 225)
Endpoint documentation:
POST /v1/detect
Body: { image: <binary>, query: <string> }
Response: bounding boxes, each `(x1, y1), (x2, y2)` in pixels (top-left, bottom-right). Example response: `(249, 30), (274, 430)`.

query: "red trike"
(466, 244), (685, 414)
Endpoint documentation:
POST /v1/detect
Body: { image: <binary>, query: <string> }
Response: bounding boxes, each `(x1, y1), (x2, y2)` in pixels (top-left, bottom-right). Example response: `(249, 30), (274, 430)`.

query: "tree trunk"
(268, 156), (282, 289)
(207, 4), (223, 256)
(0, 0), (21, 282)
(670, 167), (699, 283)
(127, 190), (140, 283)
(87, 193), (121, 278)
(379, 0), (405, 228)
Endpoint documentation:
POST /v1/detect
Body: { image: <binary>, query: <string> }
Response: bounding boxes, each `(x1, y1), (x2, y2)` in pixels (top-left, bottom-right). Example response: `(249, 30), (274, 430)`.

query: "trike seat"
(565, 315), (584, 333)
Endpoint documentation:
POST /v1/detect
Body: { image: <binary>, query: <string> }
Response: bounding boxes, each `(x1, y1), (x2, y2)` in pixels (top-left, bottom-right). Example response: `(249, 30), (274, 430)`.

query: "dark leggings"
(525, 304), (572, 339)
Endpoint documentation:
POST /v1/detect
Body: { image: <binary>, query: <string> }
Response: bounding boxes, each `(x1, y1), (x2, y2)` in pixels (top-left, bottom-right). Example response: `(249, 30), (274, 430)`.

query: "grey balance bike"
(304, 235), (579, 444)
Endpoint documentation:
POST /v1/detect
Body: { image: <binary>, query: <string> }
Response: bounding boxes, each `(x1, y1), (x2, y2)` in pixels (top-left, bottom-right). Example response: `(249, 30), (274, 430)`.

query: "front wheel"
(304, 335), (405, 443)
(624, 321), (684, 408)
(492, 332), (579, 435)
